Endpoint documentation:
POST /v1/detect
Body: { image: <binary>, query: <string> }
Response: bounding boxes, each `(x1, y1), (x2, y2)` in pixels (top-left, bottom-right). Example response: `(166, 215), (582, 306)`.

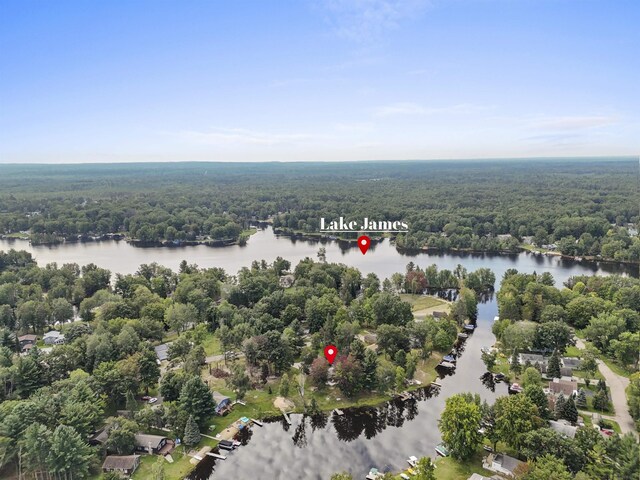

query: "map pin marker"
(324, 345), (338, 364)
(358, 235), (371, 255)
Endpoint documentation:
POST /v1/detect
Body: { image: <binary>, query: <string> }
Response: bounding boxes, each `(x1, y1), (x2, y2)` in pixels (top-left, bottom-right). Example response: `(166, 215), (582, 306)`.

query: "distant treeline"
(0, 159), (637, 261)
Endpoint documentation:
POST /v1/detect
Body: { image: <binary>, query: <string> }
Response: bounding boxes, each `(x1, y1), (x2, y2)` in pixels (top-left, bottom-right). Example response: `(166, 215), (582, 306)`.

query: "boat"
(493, 316), (499, 322)
(442, 354), (456, 363)
(365, 467), (383, 479)
(407, 455), (418, 467)
(399, 391), (413, 401)
(218, 439), (235, 450)
(509, 382), (523, 393)
(464, 324), (475, 331)
(438, 361), (456, 369)
(435, 443), (449, 457)
(483, 445), (494, 452)
(494, 373), (505, 382)
(458, 333), (468, 339)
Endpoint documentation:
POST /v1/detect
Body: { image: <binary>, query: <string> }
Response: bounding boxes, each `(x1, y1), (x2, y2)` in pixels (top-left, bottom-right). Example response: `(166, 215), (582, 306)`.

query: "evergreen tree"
(510, 349), (521, 375)
(594, 389), (609, 412)
(576, 388), (588, 409)
(46, 425), (94, 479)
(362, 349), (378, 389)
(405, 351), (418, 379)
(183, 415), (201, 446)
(395, 366), (406, 391)
(279, 373), (290, 397)
(548, 350), (561, 378)
(555, 394), (566, 420)
(562, 396), (579, 424)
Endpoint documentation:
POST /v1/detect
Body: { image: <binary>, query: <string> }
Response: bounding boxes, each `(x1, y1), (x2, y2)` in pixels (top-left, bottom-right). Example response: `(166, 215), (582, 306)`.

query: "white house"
(43, 330), (65, 345)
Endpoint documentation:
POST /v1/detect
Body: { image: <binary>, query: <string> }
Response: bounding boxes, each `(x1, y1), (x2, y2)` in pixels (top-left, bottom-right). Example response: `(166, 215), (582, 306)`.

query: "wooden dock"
(251, 418), (263, 427)
(283, 412), (292, 424)
(333, 409), (344, 416)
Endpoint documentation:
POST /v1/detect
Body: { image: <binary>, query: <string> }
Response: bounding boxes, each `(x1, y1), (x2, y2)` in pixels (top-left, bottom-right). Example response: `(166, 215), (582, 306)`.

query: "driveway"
(575, 338), (636, 435)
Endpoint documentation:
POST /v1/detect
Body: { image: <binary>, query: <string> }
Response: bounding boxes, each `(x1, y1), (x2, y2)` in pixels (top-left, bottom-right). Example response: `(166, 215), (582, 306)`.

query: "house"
(548, 378), (578, 397)
(483, 453), (525, 478)
(278, 274), (295, 288)
(519, 353), (546, 366)
(18, 334), (37, 351)
(134, 434), (174, 455)
(213, 391), (232, 415)
(561, 357), (582, 371)
(497, 234), (513, 241)
(102, 455), (140, 476)
(154, 343), (172, 362)
(549, 419), (578, 438)
(43, 330), (65, 345)
(88, 427), (110, 446)
(521, 236), (534, 245)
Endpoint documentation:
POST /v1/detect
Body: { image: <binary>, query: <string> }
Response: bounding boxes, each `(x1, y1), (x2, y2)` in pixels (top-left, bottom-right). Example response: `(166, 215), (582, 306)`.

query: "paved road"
(575, 338), (636, 435)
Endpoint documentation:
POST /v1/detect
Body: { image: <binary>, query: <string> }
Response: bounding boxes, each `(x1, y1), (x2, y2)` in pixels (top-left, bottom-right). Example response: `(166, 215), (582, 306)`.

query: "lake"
(0, 227), (635, 480)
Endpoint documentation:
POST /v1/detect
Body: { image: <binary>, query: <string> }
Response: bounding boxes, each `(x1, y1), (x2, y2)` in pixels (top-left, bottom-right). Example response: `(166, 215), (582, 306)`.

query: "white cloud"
(318, 0), (430, 42)
(529, 115), (618, 130)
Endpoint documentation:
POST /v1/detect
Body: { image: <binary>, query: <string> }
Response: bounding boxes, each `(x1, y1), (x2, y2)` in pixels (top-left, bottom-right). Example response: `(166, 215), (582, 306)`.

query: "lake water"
(0, 227), (636, 480)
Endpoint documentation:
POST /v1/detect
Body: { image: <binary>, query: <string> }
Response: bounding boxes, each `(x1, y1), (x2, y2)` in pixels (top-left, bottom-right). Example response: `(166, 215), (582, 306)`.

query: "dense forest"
(0, 159), (637, 261)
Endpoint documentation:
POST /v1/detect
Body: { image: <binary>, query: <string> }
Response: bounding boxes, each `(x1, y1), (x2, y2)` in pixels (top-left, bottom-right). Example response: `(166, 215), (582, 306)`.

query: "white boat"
(366, 468), (383, 479)
(407, 455), (418, 467)
(400, 474), (411, 480)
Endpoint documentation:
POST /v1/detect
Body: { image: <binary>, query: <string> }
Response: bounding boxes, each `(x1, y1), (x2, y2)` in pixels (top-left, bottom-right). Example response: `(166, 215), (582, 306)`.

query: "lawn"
(400, 294), (447, 311)
(202, 333), (223, 356)
(432, 451), (494, 480)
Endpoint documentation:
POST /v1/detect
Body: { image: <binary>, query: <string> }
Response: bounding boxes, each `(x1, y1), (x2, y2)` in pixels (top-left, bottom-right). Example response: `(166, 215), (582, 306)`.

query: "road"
(575, 338), (636, 435)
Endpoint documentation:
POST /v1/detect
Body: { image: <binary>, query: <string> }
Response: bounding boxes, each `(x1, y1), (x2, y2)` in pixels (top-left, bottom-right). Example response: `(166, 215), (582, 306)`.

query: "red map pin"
(324, 345), (338, 364)
(358, 235), (371, 255)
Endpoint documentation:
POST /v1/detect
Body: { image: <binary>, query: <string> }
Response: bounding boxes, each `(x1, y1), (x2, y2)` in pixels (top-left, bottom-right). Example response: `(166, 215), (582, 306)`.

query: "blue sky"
(0, 0), (638, 163)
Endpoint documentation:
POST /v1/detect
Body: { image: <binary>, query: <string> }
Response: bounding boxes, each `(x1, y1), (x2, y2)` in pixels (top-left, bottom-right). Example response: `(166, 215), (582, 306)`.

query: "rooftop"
(102, 455), (139, 471)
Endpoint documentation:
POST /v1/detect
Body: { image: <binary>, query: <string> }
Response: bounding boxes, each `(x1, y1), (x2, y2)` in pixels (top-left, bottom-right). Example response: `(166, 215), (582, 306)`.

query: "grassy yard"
(202, 332), (223, 356)
(400, 294), (447, 311)
(432, 451), (494, 480)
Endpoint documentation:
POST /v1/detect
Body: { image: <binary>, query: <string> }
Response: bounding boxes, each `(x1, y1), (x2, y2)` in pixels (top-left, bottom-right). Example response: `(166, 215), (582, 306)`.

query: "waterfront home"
(483, 453), (524, 478)
(43, 330), (65, 345)
(518, 353), (581, 376)
(278, 274), (295, 288)
(102, 455), (140, 476)
(213, 391), (232, 415)
(134, 434), (174, 455)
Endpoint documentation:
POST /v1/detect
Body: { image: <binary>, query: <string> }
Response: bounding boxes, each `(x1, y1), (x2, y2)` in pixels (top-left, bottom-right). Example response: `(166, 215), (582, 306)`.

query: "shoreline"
(1, 230), (638, 267)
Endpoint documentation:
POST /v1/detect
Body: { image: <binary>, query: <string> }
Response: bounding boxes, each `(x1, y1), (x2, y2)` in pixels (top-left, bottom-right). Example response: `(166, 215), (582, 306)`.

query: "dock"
(333, 409), (344, 416)
(398, 391), (412, 401)
(283, 412), (292, 424)
(430, 381), (441, 388)
(251, 418), (263, 427)
(206, 452), (227, 460)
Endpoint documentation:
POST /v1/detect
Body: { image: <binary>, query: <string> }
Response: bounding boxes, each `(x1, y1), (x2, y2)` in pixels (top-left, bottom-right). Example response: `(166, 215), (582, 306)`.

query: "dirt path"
(575, 338), (636, 435)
